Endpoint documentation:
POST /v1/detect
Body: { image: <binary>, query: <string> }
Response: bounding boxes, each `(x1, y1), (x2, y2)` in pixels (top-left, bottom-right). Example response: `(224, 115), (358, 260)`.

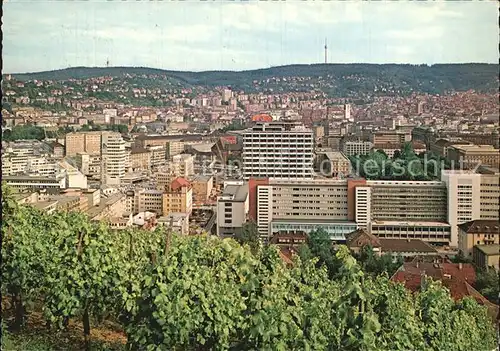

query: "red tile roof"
(170, 177), (191, 190)
(251, 114), (273, 122)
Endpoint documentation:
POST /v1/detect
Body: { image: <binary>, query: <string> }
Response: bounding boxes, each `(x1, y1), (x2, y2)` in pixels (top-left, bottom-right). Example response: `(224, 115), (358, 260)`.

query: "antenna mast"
(106, 58), (110, 68)
(324, 38), (328, 64)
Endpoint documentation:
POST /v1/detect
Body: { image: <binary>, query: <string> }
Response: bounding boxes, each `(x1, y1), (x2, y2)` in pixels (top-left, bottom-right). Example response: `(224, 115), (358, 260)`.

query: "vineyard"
(1, 184), (497, 351)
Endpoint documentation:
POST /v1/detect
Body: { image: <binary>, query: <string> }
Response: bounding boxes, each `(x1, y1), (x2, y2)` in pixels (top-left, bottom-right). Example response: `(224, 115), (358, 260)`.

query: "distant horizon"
(8, 62), (500, 76)
(3, 1), (498, 73)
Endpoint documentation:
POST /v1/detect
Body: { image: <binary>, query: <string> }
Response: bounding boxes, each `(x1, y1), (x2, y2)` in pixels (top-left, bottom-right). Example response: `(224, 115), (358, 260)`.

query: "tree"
(475, 269), (499, 303)
(356, 245), (402, 277)
(234, 221), (260, 254)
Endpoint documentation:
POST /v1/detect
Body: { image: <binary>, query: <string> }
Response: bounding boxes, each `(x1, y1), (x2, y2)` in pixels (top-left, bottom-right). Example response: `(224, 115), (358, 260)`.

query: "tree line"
(348, 143), (451, 181)
(1, 184), (497, 350)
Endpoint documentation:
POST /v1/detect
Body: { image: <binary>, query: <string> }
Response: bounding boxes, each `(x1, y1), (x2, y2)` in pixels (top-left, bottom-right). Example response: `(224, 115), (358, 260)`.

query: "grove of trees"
(348, 143), (451, 181)
(2, 184), (497, 350)
(2, 124), (45, 141)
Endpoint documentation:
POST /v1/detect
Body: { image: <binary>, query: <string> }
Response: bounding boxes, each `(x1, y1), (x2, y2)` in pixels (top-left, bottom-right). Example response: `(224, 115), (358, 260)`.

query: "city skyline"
(3, 0), (498, 73)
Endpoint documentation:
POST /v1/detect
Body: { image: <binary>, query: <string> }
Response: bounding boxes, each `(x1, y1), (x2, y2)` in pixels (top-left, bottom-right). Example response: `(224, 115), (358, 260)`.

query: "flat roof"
(379, 239), (438, 253)
(220, 184), (248, 202)
(272, 219), (357, 225)
(31, 200), (58, 209)
(474, 244), (500, 256)
(371, 221), (451, 227)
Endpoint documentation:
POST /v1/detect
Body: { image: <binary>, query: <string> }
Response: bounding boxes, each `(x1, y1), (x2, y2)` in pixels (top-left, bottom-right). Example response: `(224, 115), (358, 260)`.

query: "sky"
(3, 0), (499, 73)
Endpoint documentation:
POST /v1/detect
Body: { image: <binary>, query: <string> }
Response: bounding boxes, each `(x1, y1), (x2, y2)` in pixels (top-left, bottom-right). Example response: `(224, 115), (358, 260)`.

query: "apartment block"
(148, 145), (167, 168)
(191, 175), (214, 203)
(1, 141), (57, 176)
(170, 154), (195, 178)
(315, 150), (351, 177)
(129, 147), (151, 171)
(447, 144), (500, 169)
(370, 131), (411, 145)
(65, 131), (103, 156)
(3, 173), (67, 190)
(134, 189), (164, 214)
(217, 182), (249, 237)
(370, 221), (451, 246)
(163, 177), (193, 217)
(242, 122), (314, 179)
(74, 152), (101, 178)
(342, 140), (373, 156)
(458, 220), (499, 258)
(355, 186), (371, 229)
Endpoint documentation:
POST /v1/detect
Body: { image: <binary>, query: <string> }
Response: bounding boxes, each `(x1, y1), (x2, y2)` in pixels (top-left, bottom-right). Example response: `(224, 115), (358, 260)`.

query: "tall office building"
(441, 170), (481, 247)
(242, 122), (314, 179)
(101, 132), (127, 185)
(65, 131), (103, 156)
(478, 166), (500, 220)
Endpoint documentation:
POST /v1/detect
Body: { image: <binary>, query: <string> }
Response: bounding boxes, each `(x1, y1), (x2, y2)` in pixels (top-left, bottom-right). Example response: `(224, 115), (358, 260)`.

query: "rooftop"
(220, 184), (248, 202)
(371, 221), (451, 227)
(379, 239), (438, 253)
(474, 244), (500, 256)
(458, 220), (500, 234)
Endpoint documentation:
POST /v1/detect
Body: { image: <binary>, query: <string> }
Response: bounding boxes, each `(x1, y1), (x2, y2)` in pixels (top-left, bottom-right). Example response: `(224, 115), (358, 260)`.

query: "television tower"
(106, 58), (110, 67)
(324, 38), (328, 64)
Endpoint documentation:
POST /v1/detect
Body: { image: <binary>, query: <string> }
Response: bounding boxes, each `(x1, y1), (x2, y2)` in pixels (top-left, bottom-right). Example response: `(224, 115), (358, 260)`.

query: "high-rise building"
(101, 132), (127, 185)
(478, 166), (500, 220)
(242, 122), (314, 179)
(344, 104), (352, 122)
(441, 170), (481, 247)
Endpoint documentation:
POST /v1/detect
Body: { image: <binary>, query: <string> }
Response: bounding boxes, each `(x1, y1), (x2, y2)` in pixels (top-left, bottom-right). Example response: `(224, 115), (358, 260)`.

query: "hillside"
(9, 63), (499, 97)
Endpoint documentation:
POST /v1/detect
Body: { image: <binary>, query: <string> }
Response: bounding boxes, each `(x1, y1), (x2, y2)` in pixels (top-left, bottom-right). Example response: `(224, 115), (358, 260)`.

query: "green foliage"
(233, 221), (260, 254)
(349, 144), (450, 180)
(299, 228), (342, 278)
(11, 64), (499, 96)
(356, 245), (403, 277)
(475, 269), (499, 303)
(417, 279), (497, 351)
(1, 185), (497, 351)
(2, 124), (45, 141)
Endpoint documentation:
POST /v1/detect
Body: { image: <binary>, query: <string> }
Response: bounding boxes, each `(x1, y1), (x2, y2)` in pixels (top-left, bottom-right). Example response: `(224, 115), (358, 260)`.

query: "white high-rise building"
(355, 186), (371, 229)
(344, 104), (352, 122)
(101, 132), (127, 185)
(242, 122), (314, 179)
(441, 170), (481, 247)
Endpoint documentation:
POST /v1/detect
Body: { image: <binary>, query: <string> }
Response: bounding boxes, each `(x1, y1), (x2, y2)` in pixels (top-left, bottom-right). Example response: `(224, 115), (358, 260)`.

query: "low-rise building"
(157, 213), (190, 235)
(473, 245), (500, 271)
(191, 175), (214, 203)
(217, 182), (249, 237)
(447, 144), (500, 169)
(458, 220), (499, 258)
(163, 177), (193, 217)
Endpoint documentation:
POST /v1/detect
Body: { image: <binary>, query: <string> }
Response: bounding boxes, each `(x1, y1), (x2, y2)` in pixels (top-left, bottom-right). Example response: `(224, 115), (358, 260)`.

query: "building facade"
(242, 122), (314, 179)
(216, 182), (249, 237)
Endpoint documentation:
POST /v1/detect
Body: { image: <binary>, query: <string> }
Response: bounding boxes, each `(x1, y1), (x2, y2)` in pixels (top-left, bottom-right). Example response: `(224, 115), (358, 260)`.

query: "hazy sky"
(3, 0), (498, 73)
